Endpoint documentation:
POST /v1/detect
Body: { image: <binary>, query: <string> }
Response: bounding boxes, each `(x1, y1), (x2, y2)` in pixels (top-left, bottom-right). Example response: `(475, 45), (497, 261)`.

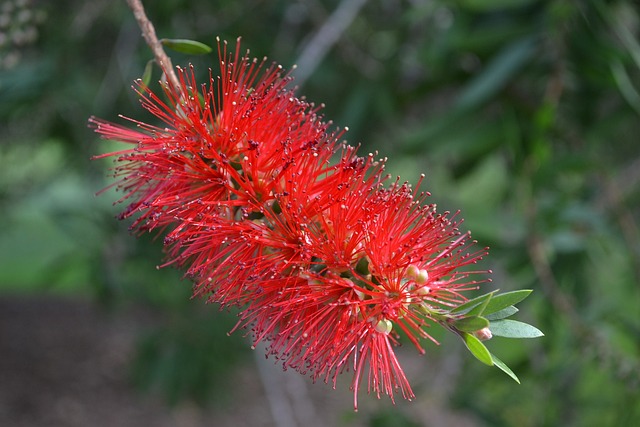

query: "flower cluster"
(90, 39), (490, 409)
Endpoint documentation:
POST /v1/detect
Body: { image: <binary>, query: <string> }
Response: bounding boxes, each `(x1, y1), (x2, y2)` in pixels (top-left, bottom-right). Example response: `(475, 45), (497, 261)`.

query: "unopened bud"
(406, 264), (420, 279)
(415, 269), (429, 285)
(474, 327), (493, 341)
(373, 319), (393, 335)
(416, 285), (430, 296)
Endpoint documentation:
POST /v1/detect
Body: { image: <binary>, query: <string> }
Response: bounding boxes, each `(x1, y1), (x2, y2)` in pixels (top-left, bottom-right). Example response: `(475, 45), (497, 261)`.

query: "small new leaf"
(467, 295), (492, 316)
(450, 291), (496, 315)
(161, 38), (213, 55)
(489, 319), (544, 338)
(454, 316), (490, 333)
(491, 353), (520, 383)
(461, 332), (494, 366)
(141, 59), (154, 88)
(482, 290), (532, 316)
(485, 305), (518, 321)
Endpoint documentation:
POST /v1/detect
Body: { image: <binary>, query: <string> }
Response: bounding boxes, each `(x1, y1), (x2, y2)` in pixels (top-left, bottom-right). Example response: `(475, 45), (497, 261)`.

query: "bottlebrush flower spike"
(90, 37), (520, 410)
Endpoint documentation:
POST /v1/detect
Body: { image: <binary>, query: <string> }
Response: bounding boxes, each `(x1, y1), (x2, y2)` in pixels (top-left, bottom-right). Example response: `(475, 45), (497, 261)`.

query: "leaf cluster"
(448, 290), (542, 383)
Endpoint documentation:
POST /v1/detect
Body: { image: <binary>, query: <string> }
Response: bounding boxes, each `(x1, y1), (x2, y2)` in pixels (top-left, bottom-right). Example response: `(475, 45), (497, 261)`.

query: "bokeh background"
(1, 0), (639, 426)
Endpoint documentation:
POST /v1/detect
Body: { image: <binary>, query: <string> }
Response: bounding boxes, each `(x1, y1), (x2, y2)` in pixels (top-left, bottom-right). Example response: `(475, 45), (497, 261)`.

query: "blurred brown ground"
(0, 295), (481, 427)
(0, 295), (277, 427)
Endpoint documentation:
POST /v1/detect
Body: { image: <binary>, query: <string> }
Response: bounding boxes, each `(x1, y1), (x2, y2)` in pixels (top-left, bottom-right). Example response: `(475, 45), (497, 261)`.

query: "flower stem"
(125, 0), (180, 91)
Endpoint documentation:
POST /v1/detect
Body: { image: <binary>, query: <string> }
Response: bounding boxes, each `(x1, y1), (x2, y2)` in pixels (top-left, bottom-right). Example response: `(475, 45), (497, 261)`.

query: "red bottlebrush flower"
(236, 175), (489, 409)
(91, 38), (490, 410)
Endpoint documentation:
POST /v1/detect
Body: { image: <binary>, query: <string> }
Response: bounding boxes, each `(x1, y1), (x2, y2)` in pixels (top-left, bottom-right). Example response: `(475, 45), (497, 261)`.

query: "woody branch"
(125, 0), (181, 90)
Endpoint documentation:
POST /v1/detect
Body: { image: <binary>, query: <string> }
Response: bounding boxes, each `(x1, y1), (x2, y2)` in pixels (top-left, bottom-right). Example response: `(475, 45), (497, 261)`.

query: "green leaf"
(461, 332), (494, 366)
(355, 257), (369, 275)
(490, 320), (544, 338)
(611, 60), (640, 115)
(491, 353), (520, 383)
(161, 38), (213, 55)
(141, 59), (154, 88)
(450, 291), (496, 315)
(455, 36), (537, 111)
(483, 290), (532, 315)
(467, 295), (492, 316)
(485, 305), (518, 321)
(195, 91), (206, 109)
(454, 316), (490, 332)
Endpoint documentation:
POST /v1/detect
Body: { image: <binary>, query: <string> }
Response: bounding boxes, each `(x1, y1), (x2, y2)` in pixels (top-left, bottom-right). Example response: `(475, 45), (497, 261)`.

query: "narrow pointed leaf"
(161, 38), (212, 55)
(454, 316), (490, 333)
(482, 290), (532, 315)
(461, 332), (494, 366)
(467, 295), (492, 316)
(141, 59), (154, 88)
(455, 36), (536, 111)
(450, 291), (496, 315)
(490, 319), (544, 338)
(485, 305), (518, 321)
(491, 353), (520, 383)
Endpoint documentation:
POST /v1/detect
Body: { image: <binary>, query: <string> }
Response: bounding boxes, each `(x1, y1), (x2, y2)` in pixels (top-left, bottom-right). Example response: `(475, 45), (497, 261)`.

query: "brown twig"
(125, 0), (180, 90)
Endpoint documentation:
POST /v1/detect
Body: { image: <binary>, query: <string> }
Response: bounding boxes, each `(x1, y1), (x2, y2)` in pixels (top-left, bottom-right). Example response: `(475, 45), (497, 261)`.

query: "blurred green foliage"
(1, 0), (639, 425)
